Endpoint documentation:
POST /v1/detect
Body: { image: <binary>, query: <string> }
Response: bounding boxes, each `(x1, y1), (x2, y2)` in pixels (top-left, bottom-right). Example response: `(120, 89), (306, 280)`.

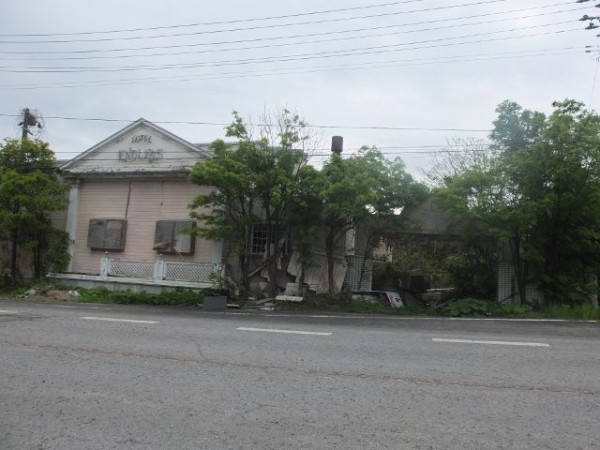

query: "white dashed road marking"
(433, 338), (550, 347)
(81, 316), (158, 324)
(236, 327), (332, 336)
(0, 309), (18, 314)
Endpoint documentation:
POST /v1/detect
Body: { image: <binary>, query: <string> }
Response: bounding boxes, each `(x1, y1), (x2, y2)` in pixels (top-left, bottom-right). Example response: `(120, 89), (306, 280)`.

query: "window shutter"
(87, 219), (106, 250)
(153, 221), (173, 252)
(87, 219), (126, 251)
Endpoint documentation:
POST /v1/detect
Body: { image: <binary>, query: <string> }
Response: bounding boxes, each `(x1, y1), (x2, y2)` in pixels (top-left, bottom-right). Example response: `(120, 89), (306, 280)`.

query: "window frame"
(153, 220), (196, 255)
(87, 219), (127, 252)
(250, 223), (290, 255)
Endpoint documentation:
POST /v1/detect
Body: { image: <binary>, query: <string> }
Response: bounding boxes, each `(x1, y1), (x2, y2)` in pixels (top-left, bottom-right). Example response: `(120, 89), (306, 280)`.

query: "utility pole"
(580, 1), (600, 108)
(585, 46), (600, 108)
(10, 107), (43, 279)
(17, 108), (41, 141)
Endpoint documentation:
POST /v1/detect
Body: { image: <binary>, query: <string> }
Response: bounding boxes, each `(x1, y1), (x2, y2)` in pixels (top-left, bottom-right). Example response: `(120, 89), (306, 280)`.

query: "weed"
(276, 292), (429, 315)
(77, 286), (212, 306)
(543, 303), (600, 320)
(442, 298), (497, 317)
(499, 304), (534, 316)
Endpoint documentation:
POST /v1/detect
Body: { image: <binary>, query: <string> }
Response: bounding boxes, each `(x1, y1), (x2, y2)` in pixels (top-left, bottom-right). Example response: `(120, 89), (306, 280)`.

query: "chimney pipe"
(331, 136), (343, 155)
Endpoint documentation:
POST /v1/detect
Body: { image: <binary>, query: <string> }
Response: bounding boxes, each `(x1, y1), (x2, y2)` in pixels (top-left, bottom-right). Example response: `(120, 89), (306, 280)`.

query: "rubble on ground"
(17, 287), (80, 302)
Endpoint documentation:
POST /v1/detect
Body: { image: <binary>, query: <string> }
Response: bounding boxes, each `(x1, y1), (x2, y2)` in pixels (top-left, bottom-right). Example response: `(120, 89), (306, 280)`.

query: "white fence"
(100, 258), (221, 284)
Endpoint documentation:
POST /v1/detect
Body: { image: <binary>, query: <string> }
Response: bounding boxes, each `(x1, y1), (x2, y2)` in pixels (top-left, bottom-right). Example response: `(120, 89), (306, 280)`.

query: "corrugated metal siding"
(71, 179), (214, 275)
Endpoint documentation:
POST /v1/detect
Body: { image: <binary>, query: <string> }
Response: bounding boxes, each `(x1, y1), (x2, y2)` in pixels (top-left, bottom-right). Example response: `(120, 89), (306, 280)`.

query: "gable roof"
(59, 118), (209, 175)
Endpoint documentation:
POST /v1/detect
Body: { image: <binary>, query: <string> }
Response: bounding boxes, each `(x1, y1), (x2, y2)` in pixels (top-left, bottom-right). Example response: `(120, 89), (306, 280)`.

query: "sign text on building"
(118, 135), (163, 163)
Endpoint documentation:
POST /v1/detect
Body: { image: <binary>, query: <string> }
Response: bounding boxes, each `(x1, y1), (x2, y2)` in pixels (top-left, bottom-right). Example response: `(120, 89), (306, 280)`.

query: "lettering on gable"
(131, 135), (152, 144)
(118, 134), (163, 163)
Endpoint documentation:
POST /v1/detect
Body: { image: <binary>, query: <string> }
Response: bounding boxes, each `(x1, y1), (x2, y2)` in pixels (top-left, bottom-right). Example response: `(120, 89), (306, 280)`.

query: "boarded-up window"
(153, 220), (196, 255)
(87, 219), (127, 251)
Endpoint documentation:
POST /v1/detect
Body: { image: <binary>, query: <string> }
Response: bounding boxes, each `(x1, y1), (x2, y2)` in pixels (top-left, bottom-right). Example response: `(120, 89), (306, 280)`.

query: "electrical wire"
(0, 2), (576, 59)
(0, 25), (579, 73)
(0, 0), (429, 37)
(0, 46), (583, 90)
(36, 144), (496, 155)
(0, 7), (583, 63)
(0, 8), (583, 61)
(0, 0), (515, 44)
(0, 112), (491, 132)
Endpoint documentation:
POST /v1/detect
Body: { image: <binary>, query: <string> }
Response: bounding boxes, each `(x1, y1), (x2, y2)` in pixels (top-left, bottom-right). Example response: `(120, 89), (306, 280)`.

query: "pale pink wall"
(71, 178), (214, 274)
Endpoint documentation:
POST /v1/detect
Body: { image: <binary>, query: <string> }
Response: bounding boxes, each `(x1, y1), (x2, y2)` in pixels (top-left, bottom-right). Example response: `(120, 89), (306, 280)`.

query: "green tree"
(319, 147), (426, 295)
(436, 100), (600, 305)
(285, 164), (325, 287)
(0, 138), (69, 279)
(189, 110), (313, 298)
(521, 100), (600, 304)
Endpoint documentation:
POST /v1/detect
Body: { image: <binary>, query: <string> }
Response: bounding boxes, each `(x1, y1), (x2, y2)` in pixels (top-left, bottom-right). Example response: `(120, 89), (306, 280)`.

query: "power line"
(3, 3), (581, 59)
(0, 0), (428, 37)
(0, 112), (492, 132)
(1, 3), (577, 58)
(0, 46), (583, 90)
(2, 146), (484, 156)
(0, 25), (579, 73)
(7, 148), (497, 162)
(0, 6), (583, 63)
(0, 145), (492, 171)
(0, 0), (513, 44)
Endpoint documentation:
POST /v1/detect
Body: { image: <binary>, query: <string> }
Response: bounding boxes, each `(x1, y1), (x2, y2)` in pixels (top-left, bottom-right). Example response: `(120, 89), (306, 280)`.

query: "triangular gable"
(60, 118), (209, 176)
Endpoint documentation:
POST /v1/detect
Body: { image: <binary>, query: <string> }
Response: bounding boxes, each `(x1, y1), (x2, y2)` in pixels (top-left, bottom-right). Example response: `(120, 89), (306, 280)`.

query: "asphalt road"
(1, 300), (599, 450)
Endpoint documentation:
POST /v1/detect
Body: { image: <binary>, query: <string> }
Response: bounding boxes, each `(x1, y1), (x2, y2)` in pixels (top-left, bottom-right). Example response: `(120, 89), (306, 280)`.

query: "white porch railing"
(109, 260), (154, 279)
(100, 258), (221, 284)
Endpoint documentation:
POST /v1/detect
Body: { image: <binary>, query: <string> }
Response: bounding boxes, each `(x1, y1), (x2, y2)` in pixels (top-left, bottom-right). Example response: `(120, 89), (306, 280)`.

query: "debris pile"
(18, 287), (80, 302)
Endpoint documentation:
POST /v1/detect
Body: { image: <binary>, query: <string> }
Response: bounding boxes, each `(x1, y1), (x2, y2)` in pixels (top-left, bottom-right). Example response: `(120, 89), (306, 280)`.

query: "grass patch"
(76, 287), (212, 306)
(440, 298), (600, 319)
(275, 293), (429, 315)
(278, 294), (599, 319)
(441, 298), (538, 318)
(6, 283), (214, 306)
(5, 282), (599, 319)
(542, 304), (600, 320)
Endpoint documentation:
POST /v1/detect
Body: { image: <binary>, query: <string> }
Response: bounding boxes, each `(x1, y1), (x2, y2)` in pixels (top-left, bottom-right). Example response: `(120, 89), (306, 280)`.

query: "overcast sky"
(0, 0), (596, 176)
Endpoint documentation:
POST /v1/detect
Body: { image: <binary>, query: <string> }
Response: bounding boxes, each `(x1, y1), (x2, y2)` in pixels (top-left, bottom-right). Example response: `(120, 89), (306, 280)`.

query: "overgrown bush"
(389, 239), (497, 301)
(275, 292), (428, 315)
(442, 298), (497, 317)
(544, 303), (600, 320)
(443, 249), (496, 301)
(498, 304), (534, 316)
(76, 286), (211, 306)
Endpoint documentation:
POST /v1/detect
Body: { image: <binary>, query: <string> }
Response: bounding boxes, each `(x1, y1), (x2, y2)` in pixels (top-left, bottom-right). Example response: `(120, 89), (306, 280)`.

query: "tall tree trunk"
(33, 245), (41, 279)
(509, 233), (526, 305)
(239, 252), (250, 300)
(326, 228), (335, 296)
(265, 213), (279, 298)
(239, 224), (252, 300)
(10, 228), (18, 280)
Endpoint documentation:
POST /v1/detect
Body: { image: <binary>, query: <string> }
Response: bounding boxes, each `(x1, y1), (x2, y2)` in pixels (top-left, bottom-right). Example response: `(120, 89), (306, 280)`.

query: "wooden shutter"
(87, 219), (126, 251)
